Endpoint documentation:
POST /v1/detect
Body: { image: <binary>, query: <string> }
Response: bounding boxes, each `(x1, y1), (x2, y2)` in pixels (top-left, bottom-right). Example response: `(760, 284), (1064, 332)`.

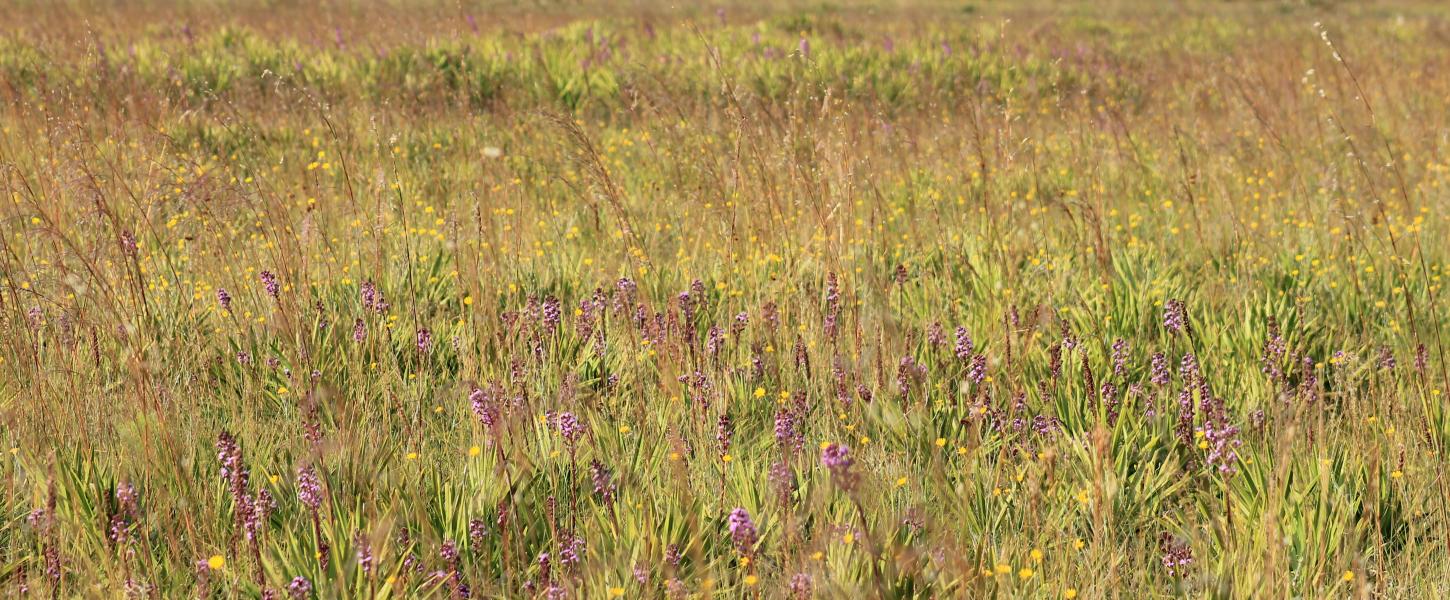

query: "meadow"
(2, 1), (1450, 597)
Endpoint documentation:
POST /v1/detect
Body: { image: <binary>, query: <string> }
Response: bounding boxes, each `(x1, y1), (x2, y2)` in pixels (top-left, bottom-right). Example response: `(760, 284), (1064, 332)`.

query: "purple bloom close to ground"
(727, 508), (758, 555)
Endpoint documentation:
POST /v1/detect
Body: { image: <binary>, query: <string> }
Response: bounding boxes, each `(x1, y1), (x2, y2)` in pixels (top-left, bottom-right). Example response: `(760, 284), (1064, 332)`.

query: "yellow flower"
(754, 387), (766, 398)
(744, 574), (759, 586)
(1030, 548), (1043, 562)
(1342, 571), (1354, 582)
(206, 555), (225, 570)
(1064, 589), (1078, 599)
(1018, 568), (1034, 580)
(406, 452), (419, 460)
(842, 533), (855, 545)
(896, 477), (908, 487)
(995, 563), (1011, 575)
(468, 445), (482, 457)
(608, 587), (625, 597)
(619, 425), (631, 434)
(935, 438), (946, 448)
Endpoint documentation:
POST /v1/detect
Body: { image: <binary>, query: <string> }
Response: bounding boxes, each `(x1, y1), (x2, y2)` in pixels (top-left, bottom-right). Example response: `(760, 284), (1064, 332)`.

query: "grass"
(2, 1), (1450, 597)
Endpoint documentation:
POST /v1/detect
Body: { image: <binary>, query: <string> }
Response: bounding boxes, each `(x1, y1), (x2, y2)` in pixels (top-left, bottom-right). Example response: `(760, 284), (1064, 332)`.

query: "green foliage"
(1, 2), (1449, 598)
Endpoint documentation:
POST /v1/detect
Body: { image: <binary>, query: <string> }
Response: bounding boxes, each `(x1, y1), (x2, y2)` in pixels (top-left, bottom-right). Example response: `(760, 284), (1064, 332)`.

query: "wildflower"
(552, 411), (587, 451)
(1163, 299), (1187, 335)
(954, 326), (974, 360)
(1159, 535), (1193, 576)
(194, 560), (213, 597)
(216, 288), (233, 312)
(897, 355), (927, 395)
(716, 414), (734, 458)
(773, 409), (803, 453)
(589, 460), (617, 507)
(541, 295), (562, 332)
(788, 573), (812, 598)
(762, 302), (779, 331)
(1200, 407), (1242, 475)
(469, 519), (489, 548)
(119, 230), (138, 256)
(732, 311), (749, 336)
(260, 270), (280, 299)
(1150, 352), (1170, 386)
(706, 325), (724, 358)
(824, 272), (841, 339)
(1378, 346), (1396, 370)
(926, 321), (945, 347)
(361, 280), (388, 314)
(821, 443), (859, 491)
(968, 354), (987, 384)
(355, 533), (374, 577)
(727, 508), (759, 555)
(296, 465), (323, 512)
(287, 576), (312, 599)
(666, 578), (688, 599)
(769, 461), (794, 506)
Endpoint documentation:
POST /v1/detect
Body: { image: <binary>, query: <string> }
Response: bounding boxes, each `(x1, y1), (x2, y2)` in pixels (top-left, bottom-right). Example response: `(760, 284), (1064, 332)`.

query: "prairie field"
(3, 1), (1450, 598)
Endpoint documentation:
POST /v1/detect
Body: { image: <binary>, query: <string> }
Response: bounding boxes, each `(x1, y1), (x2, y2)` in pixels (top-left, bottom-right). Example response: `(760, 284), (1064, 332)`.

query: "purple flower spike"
(727, 508), (758, 555)
(821, 443), (859, 491)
